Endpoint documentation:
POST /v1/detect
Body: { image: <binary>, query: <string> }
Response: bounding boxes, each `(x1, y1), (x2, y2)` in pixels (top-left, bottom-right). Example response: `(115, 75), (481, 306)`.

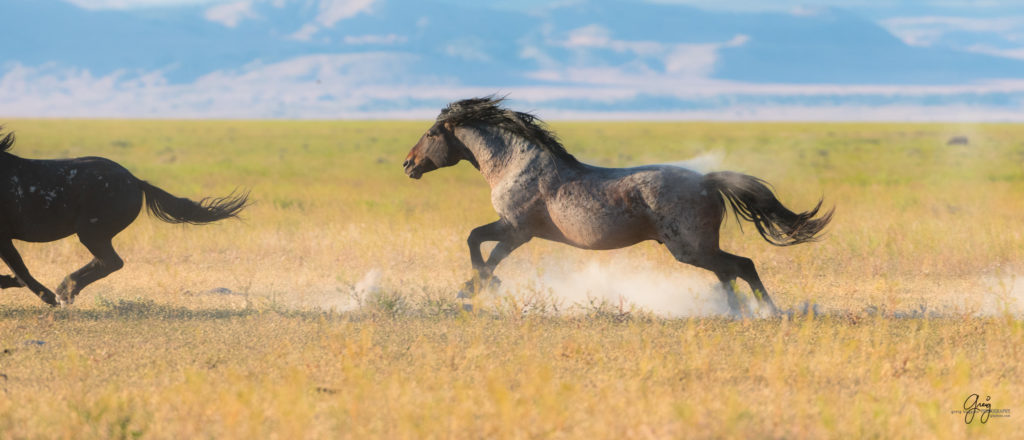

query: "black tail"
(135, 179), (249, 225)
(703, 171), (833, 246)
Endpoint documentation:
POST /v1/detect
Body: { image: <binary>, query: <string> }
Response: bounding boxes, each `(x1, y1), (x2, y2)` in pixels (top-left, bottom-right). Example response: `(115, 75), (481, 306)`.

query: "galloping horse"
(403, 97), (832, 314)
(0, 129), (248, 306)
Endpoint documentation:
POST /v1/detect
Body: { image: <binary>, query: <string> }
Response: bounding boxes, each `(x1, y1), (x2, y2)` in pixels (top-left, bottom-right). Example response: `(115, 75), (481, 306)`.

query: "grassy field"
(0, 119), (1022, 438)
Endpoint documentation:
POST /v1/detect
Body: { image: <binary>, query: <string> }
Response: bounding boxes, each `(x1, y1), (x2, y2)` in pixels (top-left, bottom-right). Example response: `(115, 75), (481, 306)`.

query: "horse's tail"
(703, 171), (833, 246)
(135, 178), (249, 225)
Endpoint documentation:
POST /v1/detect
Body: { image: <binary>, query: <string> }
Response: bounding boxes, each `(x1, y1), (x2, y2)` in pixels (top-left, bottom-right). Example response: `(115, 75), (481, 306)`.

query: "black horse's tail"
(135, 178), (249, 225)
(703, 171), (833, 246)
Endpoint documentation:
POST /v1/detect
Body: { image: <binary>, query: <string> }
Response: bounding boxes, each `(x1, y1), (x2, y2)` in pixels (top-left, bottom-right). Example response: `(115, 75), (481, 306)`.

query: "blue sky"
(2, 0), (1023, 120)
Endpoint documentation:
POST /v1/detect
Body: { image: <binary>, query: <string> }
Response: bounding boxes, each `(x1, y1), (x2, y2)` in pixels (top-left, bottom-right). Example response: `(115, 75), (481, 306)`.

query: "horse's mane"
(0, 129), (13, 153)
(437, 96), (582, 167)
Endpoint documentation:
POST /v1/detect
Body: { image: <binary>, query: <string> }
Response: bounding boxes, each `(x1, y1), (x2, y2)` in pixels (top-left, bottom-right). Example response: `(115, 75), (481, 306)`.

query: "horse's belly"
(3, 201), (78, 242)
(13, 225), (76, 243)
(3, 211), (76, 242)
(547, 208), (652, 250)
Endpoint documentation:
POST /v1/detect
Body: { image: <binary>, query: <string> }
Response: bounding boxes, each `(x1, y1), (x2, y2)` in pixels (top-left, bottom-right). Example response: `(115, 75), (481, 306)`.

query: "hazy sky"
(2, 0), (1022, 119)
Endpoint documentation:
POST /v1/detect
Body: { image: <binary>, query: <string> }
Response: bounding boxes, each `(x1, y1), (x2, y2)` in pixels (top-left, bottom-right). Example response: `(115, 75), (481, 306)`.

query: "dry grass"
(0, 120), (1022, 438)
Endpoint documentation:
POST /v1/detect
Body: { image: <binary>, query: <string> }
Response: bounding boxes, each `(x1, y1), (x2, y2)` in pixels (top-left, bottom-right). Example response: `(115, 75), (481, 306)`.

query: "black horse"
(0, 130), (249, 306)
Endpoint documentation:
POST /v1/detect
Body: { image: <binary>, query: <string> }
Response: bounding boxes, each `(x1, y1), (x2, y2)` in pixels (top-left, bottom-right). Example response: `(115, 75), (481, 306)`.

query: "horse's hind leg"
(55, 234), (124, 305)
(708, 251), (778, 315)
(664, 241), (743, 316)
(663, 238), (777, 314)
(712, 271), (745, 316)
(0, 240), (58, 306)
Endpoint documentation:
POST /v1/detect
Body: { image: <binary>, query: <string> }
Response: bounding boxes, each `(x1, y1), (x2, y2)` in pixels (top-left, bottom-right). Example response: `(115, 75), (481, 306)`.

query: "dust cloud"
(278, 266), (1024, 319)
(493, 259), (737, 317)
(975, 275), (1024, 317)
(663, 150), (723, 173)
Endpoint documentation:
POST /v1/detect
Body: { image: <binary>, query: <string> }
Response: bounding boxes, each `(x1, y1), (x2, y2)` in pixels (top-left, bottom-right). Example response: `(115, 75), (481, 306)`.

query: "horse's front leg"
(467, 221), (507, 276)
(0, 240), (58, 306)
(482, 235), (531, 276)
(0, 274), (24, 288)
(461, 220), (528, 297)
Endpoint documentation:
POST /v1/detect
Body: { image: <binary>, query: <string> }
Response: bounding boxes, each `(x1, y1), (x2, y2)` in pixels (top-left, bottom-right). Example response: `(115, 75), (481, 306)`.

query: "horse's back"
(0, 155), (143, 242)
(22, 156), (141, 203)
(543, 164), (714, 249)
(582, 164), (707, 208)
(626, 164), (711, 205)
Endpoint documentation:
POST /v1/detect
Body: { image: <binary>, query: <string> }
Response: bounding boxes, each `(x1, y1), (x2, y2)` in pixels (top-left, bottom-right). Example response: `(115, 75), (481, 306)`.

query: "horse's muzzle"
(403, 159), (423, 179)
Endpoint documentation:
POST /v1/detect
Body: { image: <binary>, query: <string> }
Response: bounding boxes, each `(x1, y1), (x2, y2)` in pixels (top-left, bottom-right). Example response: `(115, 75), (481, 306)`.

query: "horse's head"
(403, 121), (473, 179)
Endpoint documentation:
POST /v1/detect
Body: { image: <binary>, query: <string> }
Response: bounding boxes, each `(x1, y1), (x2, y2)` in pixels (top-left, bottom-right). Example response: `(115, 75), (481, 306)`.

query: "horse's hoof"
(458, 276), (502, 298)
(756, 302), (782, 318)
(53, 292), (71, 307)
(40, 294), (59, 307)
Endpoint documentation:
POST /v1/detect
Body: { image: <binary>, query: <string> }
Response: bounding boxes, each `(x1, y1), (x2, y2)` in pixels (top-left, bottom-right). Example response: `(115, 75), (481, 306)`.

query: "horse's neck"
(456, 127), (551, 188)
(0, 152), (20, 167)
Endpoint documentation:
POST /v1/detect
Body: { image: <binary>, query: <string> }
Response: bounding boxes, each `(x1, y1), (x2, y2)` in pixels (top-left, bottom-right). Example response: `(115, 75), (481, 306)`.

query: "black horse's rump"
(0, 128), (249, 306)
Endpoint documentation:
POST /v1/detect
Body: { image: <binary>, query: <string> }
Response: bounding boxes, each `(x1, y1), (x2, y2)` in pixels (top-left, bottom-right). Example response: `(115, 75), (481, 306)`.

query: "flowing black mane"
(0, 129), (14, 153)
(437, 96), (582, 167)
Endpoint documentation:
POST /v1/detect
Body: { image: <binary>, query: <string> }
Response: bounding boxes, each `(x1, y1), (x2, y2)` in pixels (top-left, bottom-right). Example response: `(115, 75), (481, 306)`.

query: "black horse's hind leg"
(0, 240), (58, 306)
(55, 234), (124, 305)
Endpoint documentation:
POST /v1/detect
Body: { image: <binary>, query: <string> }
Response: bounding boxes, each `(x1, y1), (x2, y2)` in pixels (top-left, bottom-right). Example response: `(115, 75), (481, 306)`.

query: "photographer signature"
(963, 394), (992, 424)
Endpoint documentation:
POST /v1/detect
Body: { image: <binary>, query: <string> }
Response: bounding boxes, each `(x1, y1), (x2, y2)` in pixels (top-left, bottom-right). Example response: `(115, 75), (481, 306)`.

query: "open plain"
(0, 120), (1022, 438)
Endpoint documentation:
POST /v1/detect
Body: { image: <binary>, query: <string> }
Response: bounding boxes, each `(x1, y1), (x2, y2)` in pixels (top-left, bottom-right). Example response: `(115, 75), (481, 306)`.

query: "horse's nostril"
(402, 159), (411, 168)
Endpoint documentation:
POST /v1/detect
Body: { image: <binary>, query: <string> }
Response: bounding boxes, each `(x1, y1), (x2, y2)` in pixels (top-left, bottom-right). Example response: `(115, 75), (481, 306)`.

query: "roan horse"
(0, 129), (248, 306)
(403, 97), (833, 314)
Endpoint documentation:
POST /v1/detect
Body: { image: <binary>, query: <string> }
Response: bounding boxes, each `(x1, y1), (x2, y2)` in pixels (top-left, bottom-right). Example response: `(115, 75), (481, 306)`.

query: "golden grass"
(0, 120), (1022, 438)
